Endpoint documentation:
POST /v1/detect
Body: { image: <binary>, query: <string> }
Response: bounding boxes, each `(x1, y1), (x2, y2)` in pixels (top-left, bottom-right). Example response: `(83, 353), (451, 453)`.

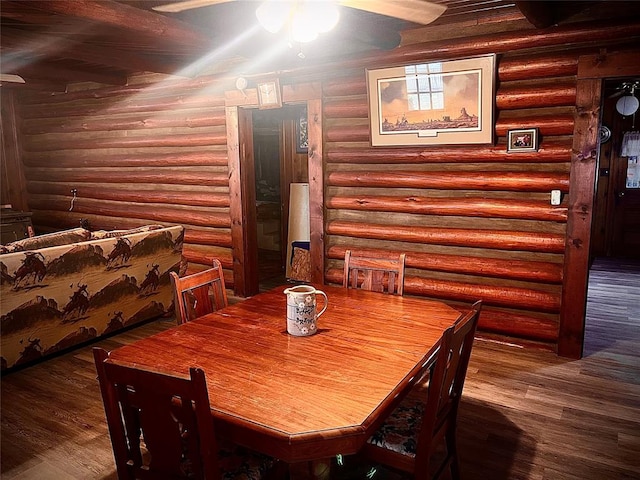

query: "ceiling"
(1, 0), (639, 91)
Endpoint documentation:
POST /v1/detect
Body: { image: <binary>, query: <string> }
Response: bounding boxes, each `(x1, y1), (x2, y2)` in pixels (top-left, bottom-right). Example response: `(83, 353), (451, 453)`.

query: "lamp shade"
(616, 95), (640, 116)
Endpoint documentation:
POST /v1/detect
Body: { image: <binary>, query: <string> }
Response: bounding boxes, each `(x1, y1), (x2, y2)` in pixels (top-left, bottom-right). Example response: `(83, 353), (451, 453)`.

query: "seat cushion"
(219, 445), (275, 480)
(367, 384), (427, 458)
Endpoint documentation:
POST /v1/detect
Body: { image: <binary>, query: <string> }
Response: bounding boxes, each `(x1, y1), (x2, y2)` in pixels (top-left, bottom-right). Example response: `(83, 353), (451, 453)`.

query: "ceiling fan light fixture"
(256, 0), (339, 42)
(309, 2), (340, 33)
(255, 0), (291, 33)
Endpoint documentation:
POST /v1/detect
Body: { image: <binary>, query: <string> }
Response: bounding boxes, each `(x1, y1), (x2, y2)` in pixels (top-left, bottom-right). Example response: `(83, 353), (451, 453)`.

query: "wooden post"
(559, 79), (600, 359)
(0, 91), (29, 211)
(227, 106), (258, 297)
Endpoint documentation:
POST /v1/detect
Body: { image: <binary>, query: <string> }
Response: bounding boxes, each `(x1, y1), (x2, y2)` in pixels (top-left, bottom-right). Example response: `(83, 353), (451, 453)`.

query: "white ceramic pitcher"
(283, 285), (328, 336)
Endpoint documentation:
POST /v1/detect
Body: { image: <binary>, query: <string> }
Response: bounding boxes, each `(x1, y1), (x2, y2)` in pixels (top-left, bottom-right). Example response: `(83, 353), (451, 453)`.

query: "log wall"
(320, 37), (636, 349)
(16, 74), (233, 282)
(7, 18), (640, 353)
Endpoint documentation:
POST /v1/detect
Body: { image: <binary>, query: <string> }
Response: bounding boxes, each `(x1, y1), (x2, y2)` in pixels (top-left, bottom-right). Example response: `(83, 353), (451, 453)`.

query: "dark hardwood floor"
(1, 257), (639, 479)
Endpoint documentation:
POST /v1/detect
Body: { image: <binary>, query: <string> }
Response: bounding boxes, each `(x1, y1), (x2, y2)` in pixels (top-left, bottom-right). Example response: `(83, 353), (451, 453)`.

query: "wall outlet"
(551, 190), (562, 206)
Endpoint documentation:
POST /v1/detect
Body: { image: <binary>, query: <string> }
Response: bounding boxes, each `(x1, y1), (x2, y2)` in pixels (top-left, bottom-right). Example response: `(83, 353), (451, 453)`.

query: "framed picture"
(507, 128), (539, 152)
(257, 79), (282, 109)
(366, 54), (495, 146)
(296, 106), (308, 153)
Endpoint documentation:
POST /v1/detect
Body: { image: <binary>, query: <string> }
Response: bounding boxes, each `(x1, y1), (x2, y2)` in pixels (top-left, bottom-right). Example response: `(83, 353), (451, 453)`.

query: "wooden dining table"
(106, 284), (464, 466)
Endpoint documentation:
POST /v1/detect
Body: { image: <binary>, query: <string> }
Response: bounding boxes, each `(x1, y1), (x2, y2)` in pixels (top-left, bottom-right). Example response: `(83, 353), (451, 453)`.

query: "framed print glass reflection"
(367, 54), (495, 146)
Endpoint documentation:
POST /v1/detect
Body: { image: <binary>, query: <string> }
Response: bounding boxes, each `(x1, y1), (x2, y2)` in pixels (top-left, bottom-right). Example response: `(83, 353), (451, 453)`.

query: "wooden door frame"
(559, 49), (640, 358)
(225, 82), (323, 297)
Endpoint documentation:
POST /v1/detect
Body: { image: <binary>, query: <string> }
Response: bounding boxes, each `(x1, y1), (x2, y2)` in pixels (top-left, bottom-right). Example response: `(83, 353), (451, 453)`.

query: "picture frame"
(507, 128), (539, 152)
(366, 54), (495, 146)
(296, 106), (308, 153)
(257, 78), (282, 109)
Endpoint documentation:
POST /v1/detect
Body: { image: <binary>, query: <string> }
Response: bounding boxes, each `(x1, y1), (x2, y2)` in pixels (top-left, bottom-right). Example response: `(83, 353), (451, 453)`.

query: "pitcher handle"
(315, 290), (328, 318)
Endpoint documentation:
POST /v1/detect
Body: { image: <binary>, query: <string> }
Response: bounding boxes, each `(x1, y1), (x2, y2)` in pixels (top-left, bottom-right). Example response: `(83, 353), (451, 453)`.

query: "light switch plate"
(551, 190), (562, 206)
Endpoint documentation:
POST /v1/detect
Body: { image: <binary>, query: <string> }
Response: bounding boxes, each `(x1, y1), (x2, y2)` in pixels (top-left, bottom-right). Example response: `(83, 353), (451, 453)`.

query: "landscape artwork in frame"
(507, 128), (539, 152)
(367, 54), (495, 146)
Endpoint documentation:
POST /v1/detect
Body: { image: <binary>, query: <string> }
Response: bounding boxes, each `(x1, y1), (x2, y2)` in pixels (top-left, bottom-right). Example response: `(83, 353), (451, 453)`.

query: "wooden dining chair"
(343, 249), (406, 295)
(93, 347), (276, 480)
(363, 300), (483, 480)
(170, 259), (228, 324)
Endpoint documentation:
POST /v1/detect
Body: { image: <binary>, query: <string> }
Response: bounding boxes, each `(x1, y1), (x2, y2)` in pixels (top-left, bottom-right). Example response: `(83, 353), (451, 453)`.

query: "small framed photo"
(257, 79), (282, 109)
(507, 128), (538, 152)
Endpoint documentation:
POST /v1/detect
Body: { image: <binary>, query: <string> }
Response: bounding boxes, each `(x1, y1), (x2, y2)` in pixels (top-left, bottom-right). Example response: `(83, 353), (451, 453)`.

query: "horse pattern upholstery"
(0, 225), (184, 370)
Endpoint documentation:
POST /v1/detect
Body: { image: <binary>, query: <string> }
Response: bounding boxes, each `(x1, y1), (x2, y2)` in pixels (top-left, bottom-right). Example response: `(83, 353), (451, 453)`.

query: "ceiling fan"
(152, 0), (448, 26)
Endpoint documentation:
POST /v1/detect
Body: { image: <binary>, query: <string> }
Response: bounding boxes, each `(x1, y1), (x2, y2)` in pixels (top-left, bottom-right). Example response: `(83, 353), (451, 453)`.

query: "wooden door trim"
(225, 82), (323, 295)
(559, 49), (640, 358)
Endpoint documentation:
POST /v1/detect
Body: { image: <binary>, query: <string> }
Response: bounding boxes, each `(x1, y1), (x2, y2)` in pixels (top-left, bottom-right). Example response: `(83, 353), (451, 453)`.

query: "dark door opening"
(592, 77), (640, 260)
(252, 105), (308, 291)
(253, 109), (285, 289)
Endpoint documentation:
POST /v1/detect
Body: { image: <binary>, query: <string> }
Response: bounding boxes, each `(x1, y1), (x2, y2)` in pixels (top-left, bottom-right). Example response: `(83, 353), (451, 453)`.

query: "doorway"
(585, 77), (640, 355)
(251, 105), (309, 291)
(592, 78), (640, 259)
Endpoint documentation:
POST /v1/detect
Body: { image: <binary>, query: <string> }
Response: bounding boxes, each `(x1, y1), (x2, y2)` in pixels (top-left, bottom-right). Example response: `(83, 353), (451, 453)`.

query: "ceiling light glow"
(256, 0), (340, 44)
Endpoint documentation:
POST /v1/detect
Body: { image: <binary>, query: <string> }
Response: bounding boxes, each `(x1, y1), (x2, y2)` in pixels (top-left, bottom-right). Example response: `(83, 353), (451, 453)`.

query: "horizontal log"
(21, 111), (226, 134)
(324, 98), (368, 118)
(495, 114), (574, 136)
(20, 75), (226, 105)
(474, 332), (556, 352)
(182, 246), (233, 269)
(27, 182), (230, 208)
(355, 19), (640, 71)
(20, 93), (225, 120)
(323, 77), (366, 97)
(326, 245), (563, 284)
(326, 196), (567, 222)
(325, 141), (572, 164)
(184, 228), (233, 248)
(24, 168), (229, 186)
(324, 84), (576, 120)
(28, 196), (231, 228)
(496, 83), (576, 110)
(478, 307), (559, 342)
(327, 220), (566, 253)
(325, 123), (370, 143)
(321, 52), (581, 99)
(22, 151), (228, 168)
(327, 171), (570, 192)
(498, 51), (578, 82)
(30, 211), (173, 232)
(325, 268), (561, 312)
(23, 131), (226, 152)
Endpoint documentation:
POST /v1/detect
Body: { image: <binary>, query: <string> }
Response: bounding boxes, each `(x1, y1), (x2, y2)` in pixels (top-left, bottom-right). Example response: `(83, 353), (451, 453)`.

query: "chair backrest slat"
(343, 250), (406, 295)
(171, 259), (228, 324)
(93, 347), (220, 480)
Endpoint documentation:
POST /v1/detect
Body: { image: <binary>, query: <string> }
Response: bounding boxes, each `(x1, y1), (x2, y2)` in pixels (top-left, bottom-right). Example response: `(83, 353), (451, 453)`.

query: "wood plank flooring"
(1, 257), (639, 479)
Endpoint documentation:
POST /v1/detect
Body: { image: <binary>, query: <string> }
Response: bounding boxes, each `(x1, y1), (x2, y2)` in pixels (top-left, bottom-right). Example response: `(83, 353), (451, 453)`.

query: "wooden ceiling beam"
(6, 61), (129, 86)
(0, 77), (68, 92)
(1, 27), (187, 76)
(515, 1), (599, 29)
(1, 0), (211, 50)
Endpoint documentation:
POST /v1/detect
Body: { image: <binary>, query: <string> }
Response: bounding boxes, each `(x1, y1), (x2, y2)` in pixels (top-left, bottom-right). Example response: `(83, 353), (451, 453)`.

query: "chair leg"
(445, 430), (460, 480)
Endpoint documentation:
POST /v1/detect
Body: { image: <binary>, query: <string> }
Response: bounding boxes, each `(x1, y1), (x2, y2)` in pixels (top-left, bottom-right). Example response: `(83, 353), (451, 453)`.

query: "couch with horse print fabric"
(0, 225), (184, 371)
